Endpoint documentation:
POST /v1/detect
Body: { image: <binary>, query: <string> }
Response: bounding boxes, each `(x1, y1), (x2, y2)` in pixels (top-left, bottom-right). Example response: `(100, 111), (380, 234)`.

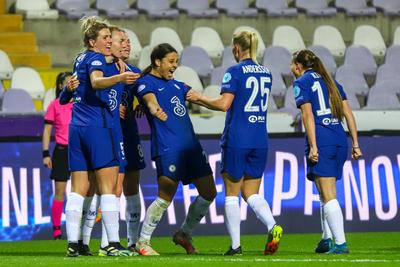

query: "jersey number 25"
(245, 76), (271, 113)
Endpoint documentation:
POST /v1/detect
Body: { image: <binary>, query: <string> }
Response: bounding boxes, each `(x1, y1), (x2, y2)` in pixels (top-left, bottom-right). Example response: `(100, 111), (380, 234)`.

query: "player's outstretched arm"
(342, 100), (362, 160)
(142, 93), (168, 121)
(186, 89), (234, 112)
(300, 103), (318, 163)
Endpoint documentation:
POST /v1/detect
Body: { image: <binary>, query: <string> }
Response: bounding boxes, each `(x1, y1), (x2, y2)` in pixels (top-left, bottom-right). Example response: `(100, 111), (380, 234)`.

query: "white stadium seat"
(11, 67), (46, 100)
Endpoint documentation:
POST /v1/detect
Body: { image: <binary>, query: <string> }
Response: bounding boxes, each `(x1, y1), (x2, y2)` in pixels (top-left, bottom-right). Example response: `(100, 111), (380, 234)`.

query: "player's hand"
(308, 146), (318, 163)
(67, 75), (79, 92)
(119, 104), (127, 120)
(119, 72), (139, 85)
(134, 104), (146, 118)
(352, 147), (362, 160)
(149, 105), (167, 121)
(43, 157), (52, 169)
(186, 90), (202, 102)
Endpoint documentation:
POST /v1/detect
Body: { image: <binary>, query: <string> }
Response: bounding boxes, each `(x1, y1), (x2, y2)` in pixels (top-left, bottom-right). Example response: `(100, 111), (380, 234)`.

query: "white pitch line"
(176, 258), (400, 263)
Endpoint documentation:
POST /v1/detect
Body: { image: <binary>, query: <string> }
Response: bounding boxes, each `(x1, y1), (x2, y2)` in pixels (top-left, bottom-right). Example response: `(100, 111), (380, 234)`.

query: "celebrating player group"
(49, 15), (362, 257)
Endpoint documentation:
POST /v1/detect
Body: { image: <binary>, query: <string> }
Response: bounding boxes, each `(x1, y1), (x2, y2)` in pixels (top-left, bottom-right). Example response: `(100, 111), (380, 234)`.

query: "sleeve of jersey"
(44, 100), (55, 124)
(59, 87), (73, 105)
(136, 79), (154, 101)
(220, 68), (237, 95)
(335, 81), (347, 100)
(87, 54), (107, 74)
(294, 81), (311, 108)
(181, 82), (192, 95)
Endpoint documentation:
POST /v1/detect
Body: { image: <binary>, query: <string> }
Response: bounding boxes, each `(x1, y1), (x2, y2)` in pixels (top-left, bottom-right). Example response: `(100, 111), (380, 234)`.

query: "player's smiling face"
(121, 32), (131, 61)
(91, 28), (112, 56)
(291, 61), (302, 78)
(111, 30), (126, 59)
(156, 52), (179, 80)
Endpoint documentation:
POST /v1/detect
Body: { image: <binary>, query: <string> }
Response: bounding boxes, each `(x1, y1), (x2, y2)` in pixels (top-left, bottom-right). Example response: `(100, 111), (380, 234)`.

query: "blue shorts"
(221, 147), (268, 181)
(122, 129), (146, 172)
(113, 125), (127, 174)
(306, 145), (348, 181)
(155, 146), (213, 185)
(68, 125), (119, 171)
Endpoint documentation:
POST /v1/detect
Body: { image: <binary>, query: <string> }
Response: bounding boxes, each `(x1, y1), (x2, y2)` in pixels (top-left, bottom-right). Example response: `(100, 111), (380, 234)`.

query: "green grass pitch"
(0, 232), (399, 267)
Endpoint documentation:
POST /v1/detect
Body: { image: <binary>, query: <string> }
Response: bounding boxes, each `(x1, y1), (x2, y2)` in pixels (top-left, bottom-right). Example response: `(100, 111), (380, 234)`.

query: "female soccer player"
(134, 43), (217, 256)
(186, 31), (282, 256)
(42, 72), (73, 240)
(290, 49), (362, 254)
(63, 16), (137, 257)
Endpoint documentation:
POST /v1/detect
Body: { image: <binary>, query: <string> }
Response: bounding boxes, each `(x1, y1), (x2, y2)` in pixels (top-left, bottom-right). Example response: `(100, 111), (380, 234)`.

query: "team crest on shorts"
(169, 165), (176, 172)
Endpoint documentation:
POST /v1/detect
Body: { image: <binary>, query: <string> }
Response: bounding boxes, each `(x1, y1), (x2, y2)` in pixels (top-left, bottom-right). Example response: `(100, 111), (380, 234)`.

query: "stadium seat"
(335, 0), (377, 16)
(123, 28), (142, 61)
(138, 45), (153, 70)
(216, 0), (258, 17)
(210, 66), (228, 86)
(353, 25), (386, 57)
(221, 46), (237, 68)
(180, 46), (214, 78)
(0, 80), (4, 101)
(96, 0), (138, 19)
(392, 26), (400, 46)
(200, 85), (221, 114)
(278, 85), (300, 118)
(272, 25), (306, 54)
(296, 0), (337, 17)
(16, 0), (59, 19)
(364, 86), (400, 110)
(173, 66), (204, 93)
(234, 26), (266, 59)
(345, 91), (361, 110)
(344, 45), (377, 77)
(0, 50), (13, 79)
(308, 45), (337, 75)
(269, 67), (287, 99)
(56, 0), (98, 19)
(177, 0), (219, 18)
(373, 0), (400, 16)
(375, 64), (398, 84)
(1, 88), (36, 113)
(335, 65), (369, 97)
(262, 46), (292, 79)
(43, 88), (55, 112)
(149, 27), (183, 54)
(191, 27), (224, 59)
(137, 0), (179, 19)
(255, 0), (298, 17)
(313, 25), (346, 57)
(384, 45), (400, 66)
(11, 67), (46, 99)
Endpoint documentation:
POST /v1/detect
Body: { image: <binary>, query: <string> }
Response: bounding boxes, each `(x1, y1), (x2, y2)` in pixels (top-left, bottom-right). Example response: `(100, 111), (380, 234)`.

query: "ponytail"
(249, 32), (258, 63)
(141, 65), (152, 77)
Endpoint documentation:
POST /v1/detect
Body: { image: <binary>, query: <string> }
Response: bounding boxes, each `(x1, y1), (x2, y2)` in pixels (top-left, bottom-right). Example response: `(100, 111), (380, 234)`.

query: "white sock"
(225, 196), (241, 249)
(181, 196), (212, 235)
(100, 194), (120, 243)
(126, 194), (141, 247)
(101, 219), (109, 248)
(320, 201), (332, 240)
(139, 197), (170, 242)
(247, 194), (276, 232)
(324, 199), (346, 245)
(65, 192), (84, 243)
(82, 195), (100, 245)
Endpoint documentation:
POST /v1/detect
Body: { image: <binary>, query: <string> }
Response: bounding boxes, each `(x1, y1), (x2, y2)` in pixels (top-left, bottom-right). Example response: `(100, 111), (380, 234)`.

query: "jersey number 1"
(311, 81), (331, 116)
(245, 76), (270, 113)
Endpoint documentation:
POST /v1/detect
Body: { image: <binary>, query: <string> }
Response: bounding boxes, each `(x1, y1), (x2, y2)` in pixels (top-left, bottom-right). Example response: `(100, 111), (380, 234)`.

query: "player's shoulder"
(126, 63), (141, 74)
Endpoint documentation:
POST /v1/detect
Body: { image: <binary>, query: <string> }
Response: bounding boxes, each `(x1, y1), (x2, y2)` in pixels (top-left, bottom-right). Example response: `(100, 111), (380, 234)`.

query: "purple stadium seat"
(221, 46), (237, 68)
(255, 0), (298, 17)
(364, 85), (400, 110)
(1, 89), (35, 113)
(177, 0), (219, 18)
(210, 66), (228, 86)
(385, 45), (400, 66)
(344, 45), (377, 77)
(335, 65), (369, 96)
(308, 45), (337, 75)
(278, 85), (300, 118)
(373, 0), (400, 16)
(375, 64), (398, 84)
(56, 0), (98, 19)
(96, 0), (138, 19)
(296, 0), (337, 16)
(335, 0), (377, 16)
(137, 0), (179, 19)
(0, 81), (4, 100)
(262, 46), (292, 79)
(345, 91), (361, 110)
(269, 67), (287, 98)
(216, 0), (258, 17)
(180, 46), (214, 78)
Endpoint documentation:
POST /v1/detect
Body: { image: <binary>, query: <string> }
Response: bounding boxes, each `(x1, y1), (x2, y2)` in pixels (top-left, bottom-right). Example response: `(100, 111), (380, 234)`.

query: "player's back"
(221, 59), (272, 149)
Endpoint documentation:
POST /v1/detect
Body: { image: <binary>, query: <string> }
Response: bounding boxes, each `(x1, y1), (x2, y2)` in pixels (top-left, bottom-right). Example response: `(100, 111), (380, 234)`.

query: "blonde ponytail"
(249, 32), (258, 63)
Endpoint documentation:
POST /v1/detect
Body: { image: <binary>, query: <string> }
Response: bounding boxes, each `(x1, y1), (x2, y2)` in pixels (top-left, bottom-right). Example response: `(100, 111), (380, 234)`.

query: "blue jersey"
(69, 50), (114, 128)
(294, 70), (348, 147)
(220, 59), (272, 149)
(136, 74), (199, 159)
